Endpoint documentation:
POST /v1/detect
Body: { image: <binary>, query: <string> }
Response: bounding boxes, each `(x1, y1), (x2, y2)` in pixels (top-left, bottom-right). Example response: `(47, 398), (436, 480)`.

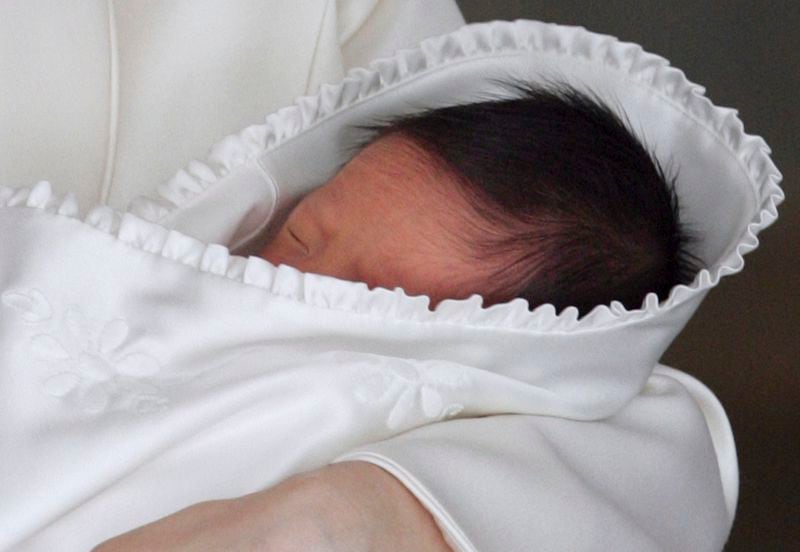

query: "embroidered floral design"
(353, 358), (468, 430)
(2, 288), (52, 322)
(2, 288), (166, 414)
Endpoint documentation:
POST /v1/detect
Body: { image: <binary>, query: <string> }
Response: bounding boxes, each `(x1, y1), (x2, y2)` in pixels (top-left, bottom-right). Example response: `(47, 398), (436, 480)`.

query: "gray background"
(454, 1), (798, 550)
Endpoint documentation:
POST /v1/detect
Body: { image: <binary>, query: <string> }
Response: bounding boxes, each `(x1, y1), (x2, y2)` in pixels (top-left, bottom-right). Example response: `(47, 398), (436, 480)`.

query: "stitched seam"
(100, 0), (120, 205)
(303, 0), (336, 95)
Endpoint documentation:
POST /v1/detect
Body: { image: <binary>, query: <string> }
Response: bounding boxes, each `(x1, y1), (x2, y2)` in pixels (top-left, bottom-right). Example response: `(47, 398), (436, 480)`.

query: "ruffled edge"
(12, 19), (783, 333)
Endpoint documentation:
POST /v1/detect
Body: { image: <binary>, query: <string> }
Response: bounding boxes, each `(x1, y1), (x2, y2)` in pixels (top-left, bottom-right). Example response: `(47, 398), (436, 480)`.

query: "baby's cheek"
(369, 254), (448, 298)
(417, 260), (492, 303)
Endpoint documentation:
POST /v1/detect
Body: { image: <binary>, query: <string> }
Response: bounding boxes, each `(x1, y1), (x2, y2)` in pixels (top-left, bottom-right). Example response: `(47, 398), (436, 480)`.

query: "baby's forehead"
(351, 133), (467, 205)
(296, 133), (480, 241)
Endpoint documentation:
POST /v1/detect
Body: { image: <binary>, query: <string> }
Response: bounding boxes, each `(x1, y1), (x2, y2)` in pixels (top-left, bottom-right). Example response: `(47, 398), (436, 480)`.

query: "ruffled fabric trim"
(14, 19), (784, 333)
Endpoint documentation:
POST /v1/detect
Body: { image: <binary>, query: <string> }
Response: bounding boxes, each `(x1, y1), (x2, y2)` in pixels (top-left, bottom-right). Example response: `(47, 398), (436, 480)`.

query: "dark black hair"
(360, 81), (701, 316)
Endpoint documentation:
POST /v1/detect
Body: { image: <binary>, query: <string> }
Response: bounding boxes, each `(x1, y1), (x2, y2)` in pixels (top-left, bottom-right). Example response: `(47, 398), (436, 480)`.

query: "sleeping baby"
(259, 82), (701, 314)
(85, 83), (705, 551)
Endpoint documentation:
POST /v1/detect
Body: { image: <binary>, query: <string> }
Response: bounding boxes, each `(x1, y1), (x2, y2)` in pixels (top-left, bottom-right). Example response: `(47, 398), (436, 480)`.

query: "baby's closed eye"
(287, 226), (309, 254)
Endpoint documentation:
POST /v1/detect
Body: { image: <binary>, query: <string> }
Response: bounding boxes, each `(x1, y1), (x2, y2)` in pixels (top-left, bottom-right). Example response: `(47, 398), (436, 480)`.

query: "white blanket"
(0, 181), (736, 551)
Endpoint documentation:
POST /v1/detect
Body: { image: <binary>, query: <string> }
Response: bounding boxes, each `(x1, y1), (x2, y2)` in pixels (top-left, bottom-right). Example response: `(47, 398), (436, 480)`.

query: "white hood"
(126, 19), (783, 420)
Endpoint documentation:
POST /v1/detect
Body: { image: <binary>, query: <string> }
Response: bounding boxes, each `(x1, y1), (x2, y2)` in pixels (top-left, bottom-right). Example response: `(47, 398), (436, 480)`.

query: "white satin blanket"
(0, 181), (737, 551)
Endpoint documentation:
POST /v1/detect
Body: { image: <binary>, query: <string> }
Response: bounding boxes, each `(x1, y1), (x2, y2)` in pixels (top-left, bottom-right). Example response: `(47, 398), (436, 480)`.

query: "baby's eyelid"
(287, 227), (310, 254)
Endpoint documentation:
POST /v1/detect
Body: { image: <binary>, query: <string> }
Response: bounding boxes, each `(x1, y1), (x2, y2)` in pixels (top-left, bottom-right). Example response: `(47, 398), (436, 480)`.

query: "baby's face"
(259, 134), (492, 308)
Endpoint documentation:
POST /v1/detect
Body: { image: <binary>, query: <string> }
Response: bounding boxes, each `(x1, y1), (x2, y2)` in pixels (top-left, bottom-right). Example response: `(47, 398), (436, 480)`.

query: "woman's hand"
(92, 461), (453, 552)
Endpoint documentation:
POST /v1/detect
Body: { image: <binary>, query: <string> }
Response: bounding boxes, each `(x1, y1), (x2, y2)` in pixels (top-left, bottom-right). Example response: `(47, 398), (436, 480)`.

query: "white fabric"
(0, 0), (464, 211)
(0, 17), (784, 552)
(337, 366), (735, 551)
(2, 190), (574, 548)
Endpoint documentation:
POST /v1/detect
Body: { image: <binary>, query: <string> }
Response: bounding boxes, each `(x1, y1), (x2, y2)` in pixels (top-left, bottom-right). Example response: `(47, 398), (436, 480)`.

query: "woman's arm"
(92, 461), (452, 552)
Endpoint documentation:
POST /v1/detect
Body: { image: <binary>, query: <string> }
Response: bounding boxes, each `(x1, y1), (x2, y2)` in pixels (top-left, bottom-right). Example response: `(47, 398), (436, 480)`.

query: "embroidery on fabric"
(1, 288), (53, 322)
(353, 358), (468, 430)
(2, 288), (167, 415)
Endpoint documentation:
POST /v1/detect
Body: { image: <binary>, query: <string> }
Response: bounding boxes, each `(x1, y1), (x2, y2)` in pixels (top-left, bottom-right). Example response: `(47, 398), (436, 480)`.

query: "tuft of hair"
(361, 81), (702, 316)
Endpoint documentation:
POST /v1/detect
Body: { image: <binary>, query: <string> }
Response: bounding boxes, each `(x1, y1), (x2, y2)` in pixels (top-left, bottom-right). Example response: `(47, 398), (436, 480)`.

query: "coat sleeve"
(333, 367), (737, 552)
(0, 0), (463, 212)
